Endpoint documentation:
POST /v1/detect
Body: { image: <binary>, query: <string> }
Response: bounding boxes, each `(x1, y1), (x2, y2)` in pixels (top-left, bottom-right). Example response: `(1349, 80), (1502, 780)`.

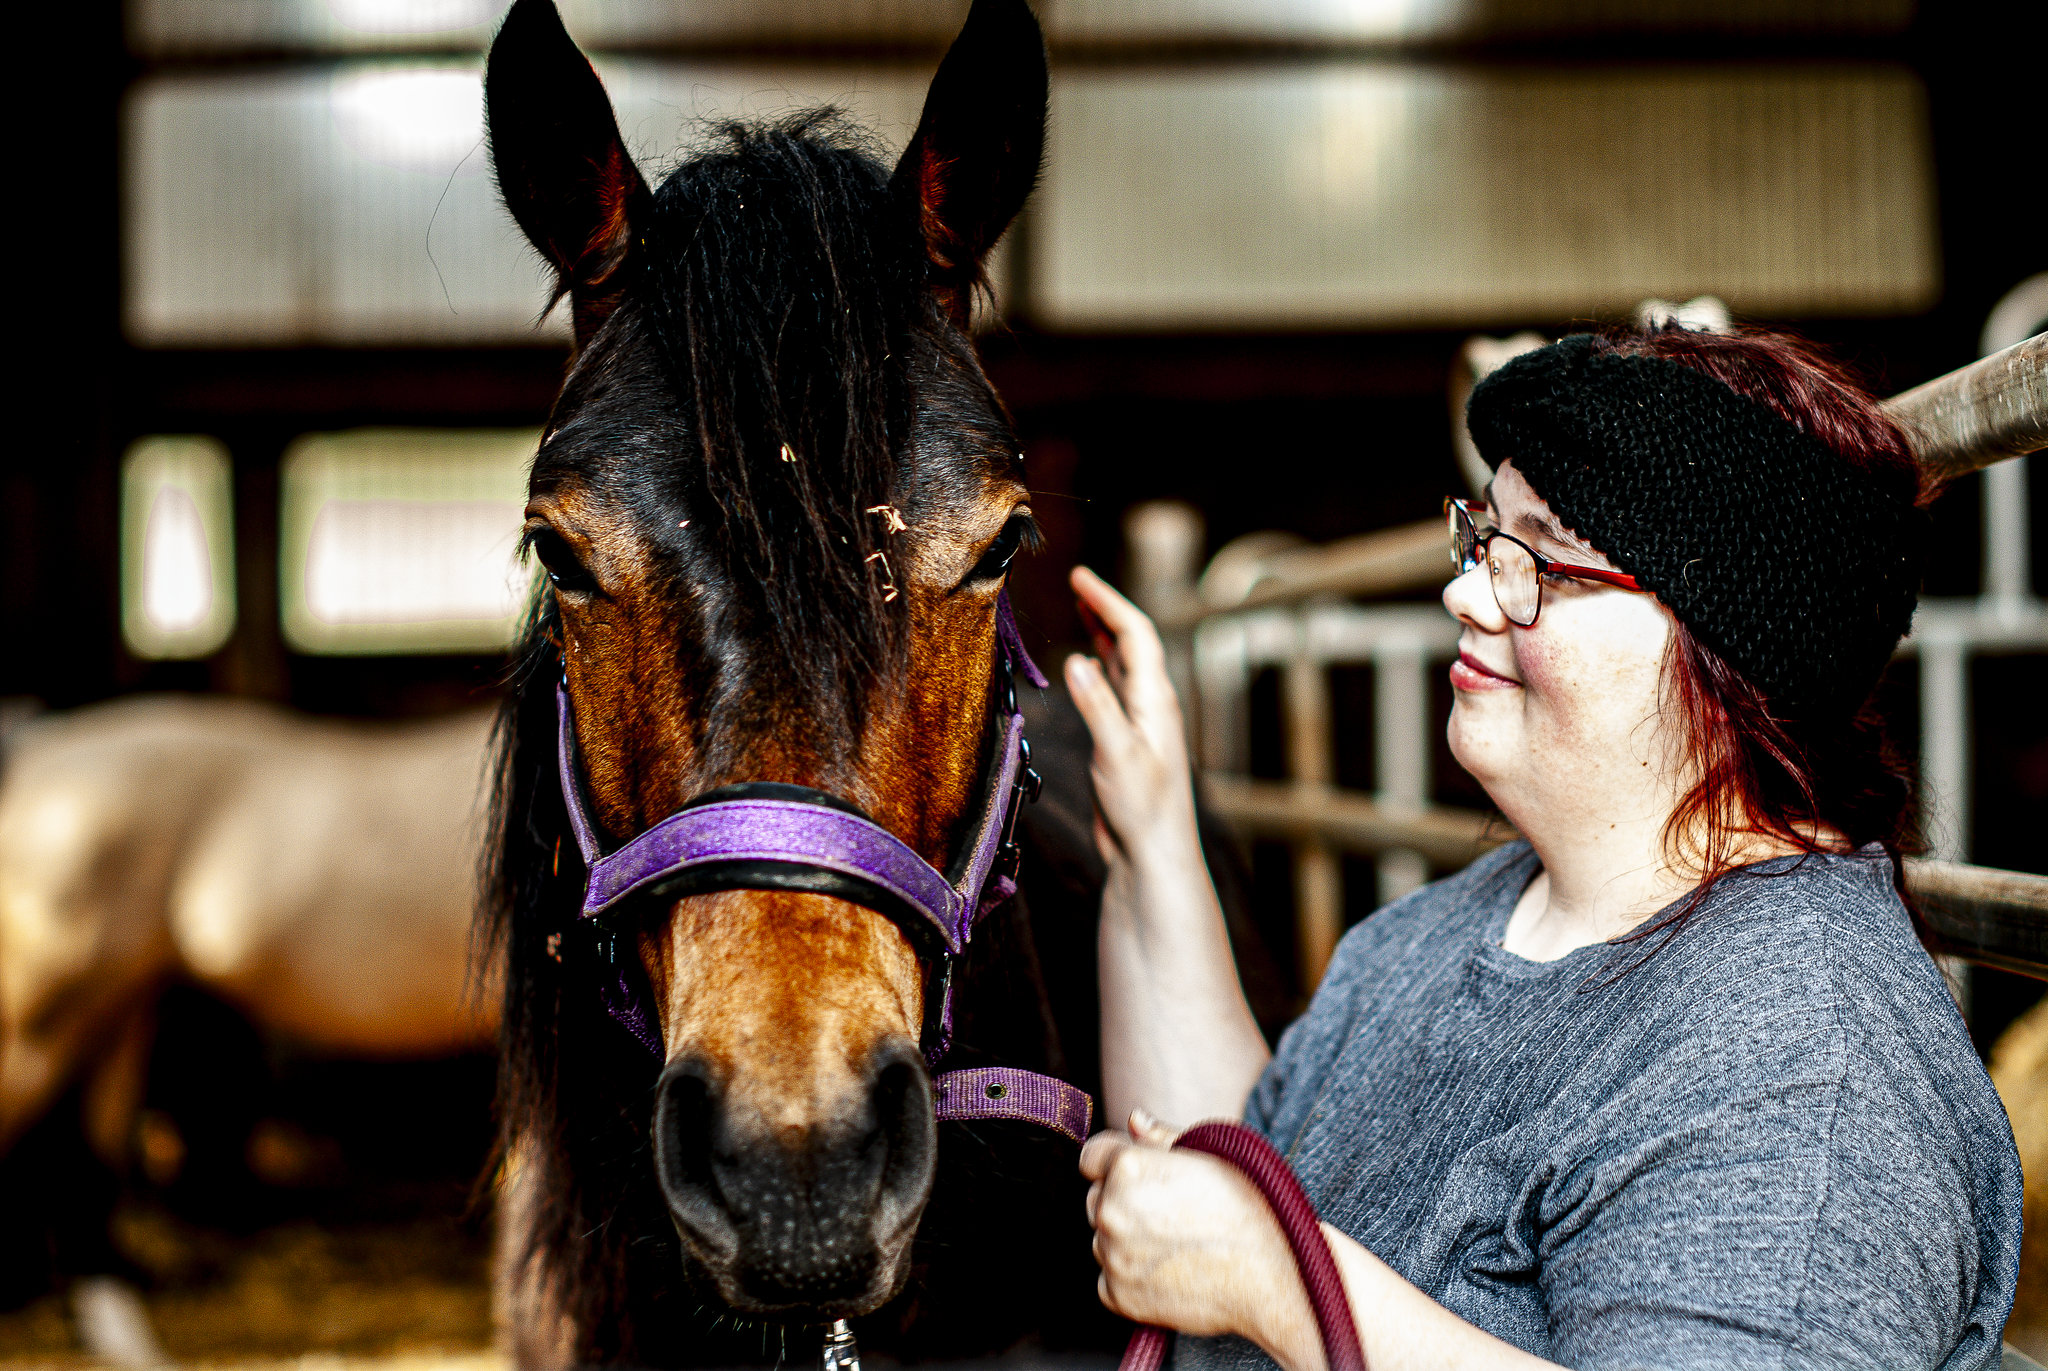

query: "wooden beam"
(1165, 519), (1446, 629)
(1202, 782), (2048, 981)
(1200, 776), (1506, 869)
(1910, 859), (2048, 981)
(1884, 331), (2048, 483)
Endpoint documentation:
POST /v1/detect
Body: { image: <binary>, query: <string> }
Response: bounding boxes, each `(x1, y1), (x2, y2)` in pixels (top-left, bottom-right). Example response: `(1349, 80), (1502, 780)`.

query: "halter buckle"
(991, 740), (1039, 887)
(922, 957), (957, 1065)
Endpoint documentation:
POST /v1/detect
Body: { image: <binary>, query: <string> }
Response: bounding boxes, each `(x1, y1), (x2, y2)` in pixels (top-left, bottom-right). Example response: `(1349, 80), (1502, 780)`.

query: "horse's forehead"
(538, 343), (1017, 510)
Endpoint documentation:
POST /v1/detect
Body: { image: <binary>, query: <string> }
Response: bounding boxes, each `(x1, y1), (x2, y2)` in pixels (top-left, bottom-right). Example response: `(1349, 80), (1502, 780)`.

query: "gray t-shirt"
(1179, 842), (2021, 1371)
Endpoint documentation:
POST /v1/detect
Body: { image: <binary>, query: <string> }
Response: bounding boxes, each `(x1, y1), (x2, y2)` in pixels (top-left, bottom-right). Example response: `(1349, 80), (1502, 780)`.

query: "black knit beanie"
(1464, 333), (1927, 717)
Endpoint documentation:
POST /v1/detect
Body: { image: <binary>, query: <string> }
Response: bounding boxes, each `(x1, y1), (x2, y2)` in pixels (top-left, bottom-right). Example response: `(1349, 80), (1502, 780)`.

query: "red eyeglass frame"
(1446, 497), (1643, 626)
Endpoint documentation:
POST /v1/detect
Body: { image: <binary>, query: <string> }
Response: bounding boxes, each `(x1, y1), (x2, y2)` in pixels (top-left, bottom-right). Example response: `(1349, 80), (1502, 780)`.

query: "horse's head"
(485, 0), (1048, 1322)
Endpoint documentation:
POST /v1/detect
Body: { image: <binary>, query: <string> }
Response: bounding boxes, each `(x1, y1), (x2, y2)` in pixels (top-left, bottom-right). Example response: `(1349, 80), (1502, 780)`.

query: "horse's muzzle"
(652, 1038), (936, 1315)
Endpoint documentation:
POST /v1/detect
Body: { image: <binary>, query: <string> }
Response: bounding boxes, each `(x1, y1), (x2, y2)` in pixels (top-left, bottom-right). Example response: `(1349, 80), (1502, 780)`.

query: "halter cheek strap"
(554, 592), (1091, 1143)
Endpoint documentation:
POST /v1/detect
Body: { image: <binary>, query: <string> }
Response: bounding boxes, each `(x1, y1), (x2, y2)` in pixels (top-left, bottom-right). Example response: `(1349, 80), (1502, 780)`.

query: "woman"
(1069, 326), (2022, 1371)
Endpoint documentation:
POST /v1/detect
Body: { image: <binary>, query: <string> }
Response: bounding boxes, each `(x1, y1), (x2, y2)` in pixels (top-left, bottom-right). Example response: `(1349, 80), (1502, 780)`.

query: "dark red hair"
(1594, 324), (1928, 944)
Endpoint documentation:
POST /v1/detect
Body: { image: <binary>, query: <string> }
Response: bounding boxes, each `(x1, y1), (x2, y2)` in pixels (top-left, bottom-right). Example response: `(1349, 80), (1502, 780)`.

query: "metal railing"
(1132, 330), (2048, 993)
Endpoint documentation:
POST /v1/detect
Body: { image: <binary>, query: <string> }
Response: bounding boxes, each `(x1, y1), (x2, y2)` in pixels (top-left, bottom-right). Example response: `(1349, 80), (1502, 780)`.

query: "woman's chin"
(1447, 712), (1516, 789)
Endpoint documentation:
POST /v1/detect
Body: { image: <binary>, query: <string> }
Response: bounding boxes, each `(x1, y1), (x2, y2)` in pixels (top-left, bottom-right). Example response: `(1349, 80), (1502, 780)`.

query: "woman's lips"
(1449, 650), (1519, 691)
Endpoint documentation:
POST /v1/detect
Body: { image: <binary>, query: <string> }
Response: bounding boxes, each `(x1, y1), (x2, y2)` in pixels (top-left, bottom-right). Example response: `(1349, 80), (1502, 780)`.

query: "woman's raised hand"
(1064, 566), (1200, 870)
(1069, 564), (1271, 1146)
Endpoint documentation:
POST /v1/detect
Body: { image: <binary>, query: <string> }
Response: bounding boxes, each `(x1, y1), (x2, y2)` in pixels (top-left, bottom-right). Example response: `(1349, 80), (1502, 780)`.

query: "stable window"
(122, 436), (237, 660)
(278, 429), (537, 654)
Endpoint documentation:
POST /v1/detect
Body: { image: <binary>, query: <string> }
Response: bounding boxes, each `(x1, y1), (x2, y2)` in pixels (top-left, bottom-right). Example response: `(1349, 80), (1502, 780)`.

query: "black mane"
(533, 113), (923, 719)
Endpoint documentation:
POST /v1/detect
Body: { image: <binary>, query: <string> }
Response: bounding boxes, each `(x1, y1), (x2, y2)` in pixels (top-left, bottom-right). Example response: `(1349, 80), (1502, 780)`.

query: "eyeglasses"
(1445, 497), (1643, 627)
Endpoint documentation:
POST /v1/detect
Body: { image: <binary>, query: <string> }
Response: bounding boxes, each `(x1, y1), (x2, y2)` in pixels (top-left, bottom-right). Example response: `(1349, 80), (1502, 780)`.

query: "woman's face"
(1443, 461), (1683, 835)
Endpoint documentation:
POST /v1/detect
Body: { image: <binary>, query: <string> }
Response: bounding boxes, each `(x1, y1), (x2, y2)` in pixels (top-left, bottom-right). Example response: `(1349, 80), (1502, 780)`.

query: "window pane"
(123, 61), (931, 345)
(125, 63), (555, 346)
(123, 436), (237, 660)
(1034, 63), (1937, 330)
(125, 56), (1936, 341)
(279, 429), (537, 655)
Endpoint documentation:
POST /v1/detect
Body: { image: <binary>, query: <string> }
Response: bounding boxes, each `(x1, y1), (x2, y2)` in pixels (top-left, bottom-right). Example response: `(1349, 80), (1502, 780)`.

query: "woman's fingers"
(1085, 1114), (1177, 1241)
(1069, 654), (1174, 861)
(1071, 565), (1181, 736)
(1072, 564), (1148, 636)
(1069, 655), (1172, 794)
(1129, 1107), (1181, 1148)
(1086, 1146), (1292, 1346)
(1074, 593), (1126, 693)
(1064, 652), (1127, 731)
(1069, 567), (1202, 864)
(1072, 566), (1166, 676)
(1080, 1128), (1131, 1182)
(1065, 656), (1141, 773)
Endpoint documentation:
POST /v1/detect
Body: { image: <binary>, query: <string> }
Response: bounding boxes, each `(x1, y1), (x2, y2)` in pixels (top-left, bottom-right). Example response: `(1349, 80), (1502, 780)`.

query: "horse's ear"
(486, 0), (651, 348)
(891, 0), (1048, 327)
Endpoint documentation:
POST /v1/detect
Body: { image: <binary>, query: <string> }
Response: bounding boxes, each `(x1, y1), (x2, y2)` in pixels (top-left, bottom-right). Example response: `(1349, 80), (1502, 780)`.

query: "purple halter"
(555, 593), (1093, 1144)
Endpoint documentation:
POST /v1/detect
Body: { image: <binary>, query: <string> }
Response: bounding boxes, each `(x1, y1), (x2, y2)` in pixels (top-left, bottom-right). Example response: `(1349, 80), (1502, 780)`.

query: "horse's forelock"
(633, 113), (924, 716)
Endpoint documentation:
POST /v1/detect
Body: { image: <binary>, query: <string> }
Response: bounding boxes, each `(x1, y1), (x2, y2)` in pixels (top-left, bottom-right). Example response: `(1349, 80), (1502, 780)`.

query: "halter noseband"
(554, 592), (1092, 1143)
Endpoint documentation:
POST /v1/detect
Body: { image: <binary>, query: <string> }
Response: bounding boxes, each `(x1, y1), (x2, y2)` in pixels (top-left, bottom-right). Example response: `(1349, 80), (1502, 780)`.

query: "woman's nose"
(1443, 562), (1507, 631)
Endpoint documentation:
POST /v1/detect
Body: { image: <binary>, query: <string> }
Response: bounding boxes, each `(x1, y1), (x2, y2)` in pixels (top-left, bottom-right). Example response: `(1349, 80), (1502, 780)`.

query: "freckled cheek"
(1508, 626), (1562, 695)
(1508, 628), (1611, 745)
(1522, 613), (1669, 742)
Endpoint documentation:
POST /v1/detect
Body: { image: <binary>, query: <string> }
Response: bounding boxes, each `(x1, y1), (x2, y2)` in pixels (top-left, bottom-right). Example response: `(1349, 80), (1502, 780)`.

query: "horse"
(478, 1), (1281, 1363)
(1989, 999), (2048, 1360)
(0, 694), (497, 1360)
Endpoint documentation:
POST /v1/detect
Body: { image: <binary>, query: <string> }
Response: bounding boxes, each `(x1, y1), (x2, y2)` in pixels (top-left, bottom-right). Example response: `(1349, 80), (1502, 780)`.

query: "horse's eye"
(530, 529), (597, 595)
(969, 514), (1031, 583)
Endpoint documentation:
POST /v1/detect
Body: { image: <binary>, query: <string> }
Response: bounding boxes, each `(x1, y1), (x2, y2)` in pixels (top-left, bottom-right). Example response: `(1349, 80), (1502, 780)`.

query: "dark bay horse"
(481, 1), (1283, 1364)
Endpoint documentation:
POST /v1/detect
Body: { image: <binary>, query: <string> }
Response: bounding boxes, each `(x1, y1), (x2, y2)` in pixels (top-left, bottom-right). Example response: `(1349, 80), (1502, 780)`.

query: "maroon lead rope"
(1117, 1122), (1367, 1371)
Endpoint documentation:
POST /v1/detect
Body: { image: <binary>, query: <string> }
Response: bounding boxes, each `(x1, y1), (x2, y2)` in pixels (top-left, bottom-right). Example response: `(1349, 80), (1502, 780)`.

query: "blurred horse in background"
(0, 694), (495, 1362)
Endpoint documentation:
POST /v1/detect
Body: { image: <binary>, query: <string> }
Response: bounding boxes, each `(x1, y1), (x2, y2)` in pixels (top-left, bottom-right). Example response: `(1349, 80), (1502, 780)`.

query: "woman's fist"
(1081, 1110), (1312, 1350)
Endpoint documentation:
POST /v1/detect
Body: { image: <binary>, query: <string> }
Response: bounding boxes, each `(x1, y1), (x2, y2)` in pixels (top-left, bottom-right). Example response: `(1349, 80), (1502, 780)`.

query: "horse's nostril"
(653, 1057), (737, 1259)
(658, 1064), (717, 1183)
(871, 1041), (937, 1237)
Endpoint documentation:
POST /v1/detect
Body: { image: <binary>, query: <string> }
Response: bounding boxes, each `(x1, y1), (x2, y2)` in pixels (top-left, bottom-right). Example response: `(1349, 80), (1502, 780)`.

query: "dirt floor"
(0, 1188), (495, 1367)
(0, 1009), (499, 1370)
(0, 1354), (500, 1371)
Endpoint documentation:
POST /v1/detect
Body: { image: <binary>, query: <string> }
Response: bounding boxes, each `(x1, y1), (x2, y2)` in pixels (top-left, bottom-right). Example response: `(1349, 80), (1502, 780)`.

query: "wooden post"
(1123, 500), (1205, 755)
(1372, 634), (1431, 906)
(1284, 627), (1342, 993)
